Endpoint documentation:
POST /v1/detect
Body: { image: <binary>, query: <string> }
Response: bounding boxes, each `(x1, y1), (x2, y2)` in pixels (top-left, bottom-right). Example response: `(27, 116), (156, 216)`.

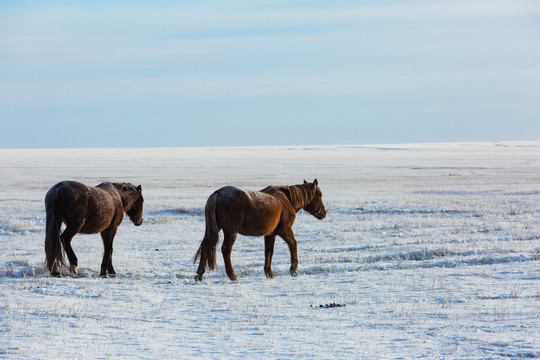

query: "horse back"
(46, 181), (123, 234)
(217, 186), (283, 212)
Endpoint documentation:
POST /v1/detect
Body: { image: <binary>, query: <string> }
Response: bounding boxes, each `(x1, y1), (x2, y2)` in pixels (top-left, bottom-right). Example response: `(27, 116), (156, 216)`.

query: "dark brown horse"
(44, 180), (143, 277)
(193, 179), (326, 281)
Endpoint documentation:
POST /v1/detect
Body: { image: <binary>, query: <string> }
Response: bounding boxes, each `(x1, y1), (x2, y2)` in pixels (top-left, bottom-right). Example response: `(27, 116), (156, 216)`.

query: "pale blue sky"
(1, 1), (539, 148)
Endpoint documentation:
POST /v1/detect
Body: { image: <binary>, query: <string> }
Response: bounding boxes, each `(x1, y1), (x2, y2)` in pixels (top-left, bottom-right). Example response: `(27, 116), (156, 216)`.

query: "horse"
(193, 179), (326, 281)
(44, 180), (144, 277)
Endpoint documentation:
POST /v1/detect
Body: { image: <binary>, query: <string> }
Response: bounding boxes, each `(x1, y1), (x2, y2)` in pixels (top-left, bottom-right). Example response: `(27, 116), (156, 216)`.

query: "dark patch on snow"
(311, 303), (346, 309)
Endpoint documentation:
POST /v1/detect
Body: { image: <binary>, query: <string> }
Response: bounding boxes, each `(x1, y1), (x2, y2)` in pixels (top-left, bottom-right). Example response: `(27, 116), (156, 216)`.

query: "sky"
(0, 0), (539, 148)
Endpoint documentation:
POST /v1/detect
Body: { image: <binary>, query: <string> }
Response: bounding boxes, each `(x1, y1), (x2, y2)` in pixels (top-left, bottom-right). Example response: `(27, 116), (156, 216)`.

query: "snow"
(1, 142), (539, 359)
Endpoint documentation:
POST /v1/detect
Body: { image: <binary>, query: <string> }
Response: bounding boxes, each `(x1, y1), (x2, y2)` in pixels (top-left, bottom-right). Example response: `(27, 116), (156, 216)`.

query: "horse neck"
(120, 192), (138, 211)
(286, 184), (314, 212)
(112, 185), (136, 211)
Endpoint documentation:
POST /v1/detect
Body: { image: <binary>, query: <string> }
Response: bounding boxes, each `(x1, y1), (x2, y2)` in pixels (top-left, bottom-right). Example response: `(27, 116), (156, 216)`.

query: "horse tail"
(44, 194), (64, 274)
(193, 191), (220, 271)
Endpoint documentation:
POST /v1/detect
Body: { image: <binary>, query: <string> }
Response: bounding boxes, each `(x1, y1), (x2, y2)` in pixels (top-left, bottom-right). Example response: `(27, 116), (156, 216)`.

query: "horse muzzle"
(315, 210), (326, 220)
(134, 219), (143, 226)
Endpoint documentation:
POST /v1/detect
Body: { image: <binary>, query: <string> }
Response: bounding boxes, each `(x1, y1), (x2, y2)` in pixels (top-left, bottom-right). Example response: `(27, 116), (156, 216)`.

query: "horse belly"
(79, 219), (109, 234)
(239, 222), (276, 237)
(239, 206), (281, 237)
(80, 201), (118, 234)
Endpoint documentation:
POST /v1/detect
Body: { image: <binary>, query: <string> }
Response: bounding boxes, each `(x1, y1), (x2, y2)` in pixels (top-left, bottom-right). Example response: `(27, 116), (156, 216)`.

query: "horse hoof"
(100, 273), (108, 278)
(194, 275), (203, 281)
(265, 272), (274, 279)
(290, 270), (298, 277)
(51, 272), (61, 278)
(229, 275), (239, 281)
(70, 266), (78, 275)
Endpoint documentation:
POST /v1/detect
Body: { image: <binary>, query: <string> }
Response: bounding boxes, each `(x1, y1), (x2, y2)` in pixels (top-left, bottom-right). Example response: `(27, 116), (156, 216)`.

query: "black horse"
(44, 181), (143, 277)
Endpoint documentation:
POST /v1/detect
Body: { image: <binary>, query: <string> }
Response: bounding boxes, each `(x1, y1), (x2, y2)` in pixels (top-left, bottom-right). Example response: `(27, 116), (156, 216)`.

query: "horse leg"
(195, 250), (208, 281)
(61, 222), (84, 275)
(264, 235), (276, 278)
(100, 227), (117, 277)
(279, 229), (299, 277)
(221, 232), (238, 281)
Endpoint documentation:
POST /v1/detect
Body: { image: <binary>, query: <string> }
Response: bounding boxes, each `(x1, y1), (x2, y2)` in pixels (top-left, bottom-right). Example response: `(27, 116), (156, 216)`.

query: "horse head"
(303, 179), (326, 220)
(120, 183), (144, 226)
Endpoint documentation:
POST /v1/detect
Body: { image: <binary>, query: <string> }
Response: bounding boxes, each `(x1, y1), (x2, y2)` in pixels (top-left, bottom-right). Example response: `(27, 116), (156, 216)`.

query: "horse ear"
(122, 184), (128, 191)
(137, 185), (142, 192)
(303, 179), (308, 184)
(313, 179), (318, 187)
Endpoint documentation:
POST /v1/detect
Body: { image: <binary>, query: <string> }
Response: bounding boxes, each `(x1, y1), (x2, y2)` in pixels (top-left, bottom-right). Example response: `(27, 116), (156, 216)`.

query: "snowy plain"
(0, 142), (539, 359)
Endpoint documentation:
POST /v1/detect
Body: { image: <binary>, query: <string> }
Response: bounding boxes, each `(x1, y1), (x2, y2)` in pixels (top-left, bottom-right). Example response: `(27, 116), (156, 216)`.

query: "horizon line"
(1, 140), (539, 151)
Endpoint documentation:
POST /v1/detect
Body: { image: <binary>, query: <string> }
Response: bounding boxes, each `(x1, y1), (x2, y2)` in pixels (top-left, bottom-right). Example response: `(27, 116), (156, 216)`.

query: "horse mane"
(112, 182), (138, 191)
(111, 183), (142, 210)
(277, 183), (315, 211)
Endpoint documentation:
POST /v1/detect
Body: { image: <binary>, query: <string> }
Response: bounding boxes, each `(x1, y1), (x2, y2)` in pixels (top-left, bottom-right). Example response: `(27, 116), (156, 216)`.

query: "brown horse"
(44, 180), (144, 277)
(193, 179), (326, 281)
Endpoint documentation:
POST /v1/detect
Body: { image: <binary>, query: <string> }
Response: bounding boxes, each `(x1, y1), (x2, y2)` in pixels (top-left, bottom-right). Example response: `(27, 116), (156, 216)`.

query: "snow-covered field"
(1, 142), (539, 359)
